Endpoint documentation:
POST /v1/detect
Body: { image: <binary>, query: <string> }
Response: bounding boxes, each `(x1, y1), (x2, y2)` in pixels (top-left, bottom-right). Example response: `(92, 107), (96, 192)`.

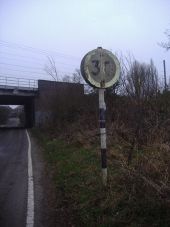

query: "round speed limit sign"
(81, 47), (120, 88)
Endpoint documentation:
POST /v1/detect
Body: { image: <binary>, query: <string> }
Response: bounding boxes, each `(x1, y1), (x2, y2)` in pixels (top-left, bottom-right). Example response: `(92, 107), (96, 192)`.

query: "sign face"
(81, 47), (120, 88)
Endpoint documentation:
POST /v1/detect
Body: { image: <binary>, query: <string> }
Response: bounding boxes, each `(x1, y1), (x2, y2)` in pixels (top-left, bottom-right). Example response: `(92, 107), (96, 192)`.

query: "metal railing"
(0, 76), (38, 90)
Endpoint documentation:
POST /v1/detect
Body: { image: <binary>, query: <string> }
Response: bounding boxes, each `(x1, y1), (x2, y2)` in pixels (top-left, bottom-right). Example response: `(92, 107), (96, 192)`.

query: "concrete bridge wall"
(0, 79), (84, 128)
(35, 80), (84, 127)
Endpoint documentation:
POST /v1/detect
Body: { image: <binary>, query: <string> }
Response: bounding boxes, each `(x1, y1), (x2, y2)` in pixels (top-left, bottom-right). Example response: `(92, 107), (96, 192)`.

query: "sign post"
(80, 47), (120, 186)
(99, 88), (107, 185)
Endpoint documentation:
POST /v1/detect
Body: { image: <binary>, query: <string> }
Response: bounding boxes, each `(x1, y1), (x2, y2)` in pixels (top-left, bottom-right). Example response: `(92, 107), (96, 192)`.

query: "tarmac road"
(0, 117), (21, 128)
(7, 117), (20, 127)
(0, 129), (28, 227)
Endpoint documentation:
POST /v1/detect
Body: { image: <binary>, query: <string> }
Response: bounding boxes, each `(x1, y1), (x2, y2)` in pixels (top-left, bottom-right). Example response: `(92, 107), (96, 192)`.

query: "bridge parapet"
(0, 76), (38, 91)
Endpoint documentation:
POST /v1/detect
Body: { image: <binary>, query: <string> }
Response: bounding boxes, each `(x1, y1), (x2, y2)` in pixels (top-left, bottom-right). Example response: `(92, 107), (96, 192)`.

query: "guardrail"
(0, 76), (38, 90)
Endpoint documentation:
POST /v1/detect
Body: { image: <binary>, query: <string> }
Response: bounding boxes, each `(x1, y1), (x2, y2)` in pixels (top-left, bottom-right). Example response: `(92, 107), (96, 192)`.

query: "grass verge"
(32, 129), (170, 227)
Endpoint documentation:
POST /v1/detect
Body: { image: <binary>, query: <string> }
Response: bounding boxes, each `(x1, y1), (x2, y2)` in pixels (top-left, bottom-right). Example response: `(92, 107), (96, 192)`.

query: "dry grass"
(33, 125), (170, 226)
(34, 91), (170, 226)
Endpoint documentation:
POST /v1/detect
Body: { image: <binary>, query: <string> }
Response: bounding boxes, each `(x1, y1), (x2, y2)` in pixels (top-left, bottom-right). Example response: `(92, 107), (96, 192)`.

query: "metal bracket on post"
(99, 89), (107, 186)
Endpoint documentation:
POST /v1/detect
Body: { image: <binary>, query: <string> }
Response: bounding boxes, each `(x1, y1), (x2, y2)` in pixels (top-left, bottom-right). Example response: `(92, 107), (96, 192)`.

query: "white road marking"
(26, 130), (34, 227)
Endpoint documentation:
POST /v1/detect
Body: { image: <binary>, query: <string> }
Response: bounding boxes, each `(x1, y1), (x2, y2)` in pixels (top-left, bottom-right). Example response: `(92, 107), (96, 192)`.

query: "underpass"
(0, 75), (85, 226)
(0, 76), (38, 128)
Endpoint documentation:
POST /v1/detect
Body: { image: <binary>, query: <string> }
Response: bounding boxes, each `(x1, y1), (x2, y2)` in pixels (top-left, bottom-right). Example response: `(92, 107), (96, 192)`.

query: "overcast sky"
(0, 0), (170, 84)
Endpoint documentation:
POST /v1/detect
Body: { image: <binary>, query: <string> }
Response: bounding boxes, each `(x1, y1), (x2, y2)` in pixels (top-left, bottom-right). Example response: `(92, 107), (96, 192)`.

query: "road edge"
(26, 130), (34, 227)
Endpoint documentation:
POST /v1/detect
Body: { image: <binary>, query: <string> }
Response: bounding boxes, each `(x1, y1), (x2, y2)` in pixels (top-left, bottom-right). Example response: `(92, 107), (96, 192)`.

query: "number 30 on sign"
(80, 47), (120, 89)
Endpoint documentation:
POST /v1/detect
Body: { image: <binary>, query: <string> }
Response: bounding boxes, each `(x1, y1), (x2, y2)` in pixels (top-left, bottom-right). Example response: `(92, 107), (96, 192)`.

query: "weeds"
(32, 128), (170, 226)
(31, 57), (170, 226)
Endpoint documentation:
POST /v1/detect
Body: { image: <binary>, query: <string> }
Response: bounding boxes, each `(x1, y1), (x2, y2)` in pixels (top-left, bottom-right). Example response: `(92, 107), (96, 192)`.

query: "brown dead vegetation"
(39, 58), (170, 225)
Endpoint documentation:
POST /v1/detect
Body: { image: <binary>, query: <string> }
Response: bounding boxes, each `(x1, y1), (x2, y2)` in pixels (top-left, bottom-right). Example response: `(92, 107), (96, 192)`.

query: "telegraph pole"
(163, 60), (167, 91)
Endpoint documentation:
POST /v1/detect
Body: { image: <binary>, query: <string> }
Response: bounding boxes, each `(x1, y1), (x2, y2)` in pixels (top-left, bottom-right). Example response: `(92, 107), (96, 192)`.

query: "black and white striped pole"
(81, 47), (120, 186)
(99, 88), (107, 185)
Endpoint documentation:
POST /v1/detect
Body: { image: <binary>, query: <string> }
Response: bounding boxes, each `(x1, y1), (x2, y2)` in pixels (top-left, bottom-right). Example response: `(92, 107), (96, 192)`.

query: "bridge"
(0, 76), (84, 128)
(0, 76), (38, 128)
(0, 76), (38, 91)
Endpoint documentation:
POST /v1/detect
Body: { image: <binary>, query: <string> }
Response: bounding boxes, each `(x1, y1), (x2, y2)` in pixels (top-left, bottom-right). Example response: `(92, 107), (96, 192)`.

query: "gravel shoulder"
(29, 132), (58, 227)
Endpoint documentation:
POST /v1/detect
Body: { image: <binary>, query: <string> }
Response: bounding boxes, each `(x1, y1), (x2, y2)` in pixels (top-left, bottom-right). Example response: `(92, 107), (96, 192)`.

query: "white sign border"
(81, 48), (120, 88)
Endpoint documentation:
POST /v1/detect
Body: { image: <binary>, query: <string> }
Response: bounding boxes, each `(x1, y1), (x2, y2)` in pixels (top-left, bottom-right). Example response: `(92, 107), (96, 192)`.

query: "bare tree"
(71, 69), (84, 84)
(71, 69), (94, 94)
(117, 58), (160, 163)
(160, 29), (170, 50)
(44, 56), (59, 81)
(124, 60), (159, 101)
(62, 75), (71, 82)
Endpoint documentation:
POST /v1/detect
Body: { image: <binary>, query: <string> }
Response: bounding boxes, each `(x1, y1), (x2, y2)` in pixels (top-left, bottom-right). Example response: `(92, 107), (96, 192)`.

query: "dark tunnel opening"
(0, 105), (25, 128)
(0, 95), (35, 129)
